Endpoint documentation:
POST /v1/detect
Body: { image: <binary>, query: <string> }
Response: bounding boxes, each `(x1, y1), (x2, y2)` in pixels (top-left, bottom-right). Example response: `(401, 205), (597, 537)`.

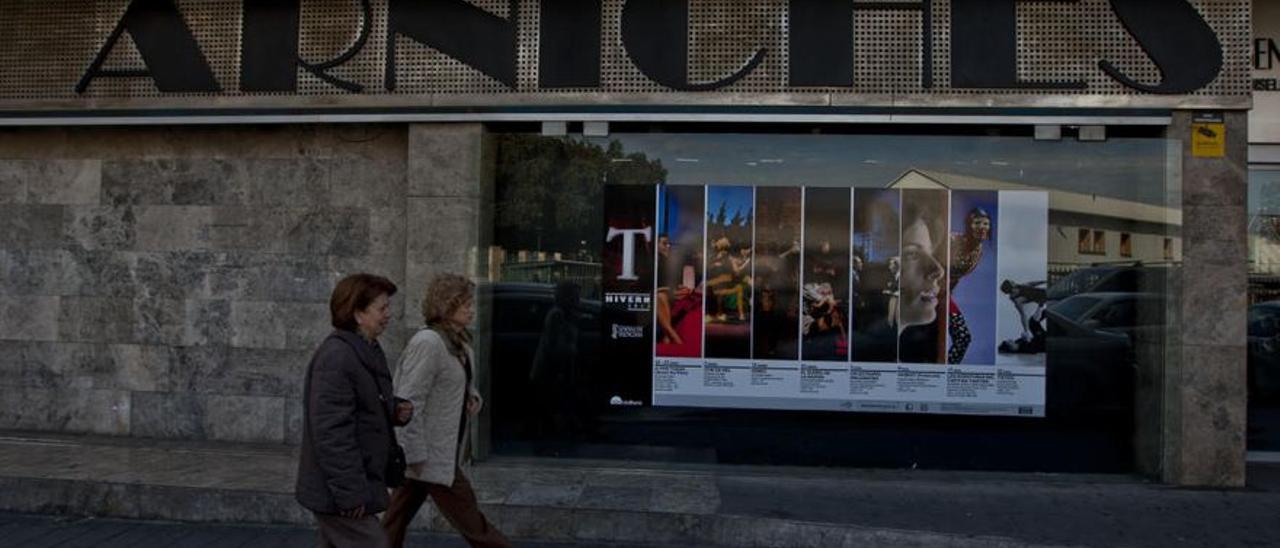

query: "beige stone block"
(408, 124), (484, 198)
(108, 344), (172, 392)
(1181, 205), (1245, 263)
(204, 394), (285, 443)
(230, 301), (288, 349)
(369, 207), (407, 257)
(27, 160), (102, 205)
(133, 206), (213, 251)
(1179, 260), (1246, 347)
(405, 197), (483, 309)
(1171, 345), (1246, 487)
(0, 295), (60, 342)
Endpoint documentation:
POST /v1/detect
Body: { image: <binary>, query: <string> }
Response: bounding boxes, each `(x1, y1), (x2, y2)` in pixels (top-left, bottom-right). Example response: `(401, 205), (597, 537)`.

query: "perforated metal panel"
(0, 0), (1252, 107)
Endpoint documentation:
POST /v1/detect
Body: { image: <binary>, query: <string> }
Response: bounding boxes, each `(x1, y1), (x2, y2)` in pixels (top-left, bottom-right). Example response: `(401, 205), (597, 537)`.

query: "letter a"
(77, 0), (220, 94)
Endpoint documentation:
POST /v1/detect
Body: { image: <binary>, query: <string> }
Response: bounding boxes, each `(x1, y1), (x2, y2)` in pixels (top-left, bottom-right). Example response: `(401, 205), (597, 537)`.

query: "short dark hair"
(330, 273), (398, 331)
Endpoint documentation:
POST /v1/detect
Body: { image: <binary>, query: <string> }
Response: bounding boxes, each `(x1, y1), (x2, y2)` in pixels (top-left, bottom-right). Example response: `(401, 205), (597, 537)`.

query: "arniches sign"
(0, 0), (1252, 112)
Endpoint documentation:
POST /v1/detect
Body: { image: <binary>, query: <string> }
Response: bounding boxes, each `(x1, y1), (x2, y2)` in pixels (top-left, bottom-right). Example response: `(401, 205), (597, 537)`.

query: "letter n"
(386, 0), (518, 90)
(76, 0), (221, 94)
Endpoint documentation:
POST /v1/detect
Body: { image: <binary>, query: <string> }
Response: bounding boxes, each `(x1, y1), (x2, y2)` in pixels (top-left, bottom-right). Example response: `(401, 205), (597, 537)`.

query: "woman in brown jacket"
(382, 273), (510, 548)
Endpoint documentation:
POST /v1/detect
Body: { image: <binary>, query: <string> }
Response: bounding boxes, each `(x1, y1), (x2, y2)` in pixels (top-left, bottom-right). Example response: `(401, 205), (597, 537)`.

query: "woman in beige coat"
(382, 274), (510, 548)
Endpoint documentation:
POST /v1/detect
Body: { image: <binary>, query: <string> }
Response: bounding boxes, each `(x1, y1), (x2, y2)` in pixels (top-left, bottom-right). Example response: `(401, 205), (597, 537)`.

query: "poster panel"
(898, 189), (950, 365)
(704, 186), (754, 359)
(654, 185), (705, 358)
(851, 188), (900, 362)
(948, 191), (999, 365)
(643, 185), (1048, 417)
(753, 187), (802, 361)
(601, 184), (658, 405)
(995, 191), (1050, 366)
(801, 187), (851, 362)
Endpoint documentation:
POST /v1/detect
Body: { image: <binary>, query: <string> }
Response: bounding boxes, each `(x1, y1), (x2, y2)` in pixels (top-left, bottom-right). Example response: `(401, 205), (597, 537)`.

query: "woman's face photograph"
(969, 215), (992, 241)
(899, 218), (943, 329)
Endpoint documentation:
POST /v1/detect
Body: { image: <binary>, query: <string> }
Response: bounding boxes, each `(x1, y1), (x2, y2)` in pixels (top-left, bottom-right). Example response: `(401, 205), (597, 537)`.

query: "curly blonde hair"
(422, 273), (475, 325)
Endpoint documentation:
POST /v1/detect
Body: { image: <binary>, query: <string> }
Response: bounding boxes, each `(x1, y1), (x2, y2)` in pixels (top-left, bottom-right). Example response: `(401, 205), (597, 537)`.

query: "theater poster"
(601, 184), (657, 407)
(608, 184), (1048, 417)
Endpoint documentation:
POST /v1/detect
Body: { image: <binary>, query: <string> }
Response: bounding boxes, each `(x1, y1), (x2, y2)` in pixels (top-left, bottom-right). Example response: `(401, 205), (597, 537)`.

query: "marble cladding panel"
(0, 341), (171, 392)
(64, 205), (137, 250)
(170, 345), (311, 398)
(0, 159), (102, 205)
(0, 125), (407, 162)
(0, 249), (73, 295)
(102, 157), (403, 209)
(204, 394), (286, 443)
(0, 295), (60, 342)
(206, 207), (371, 257)
(132, 206), (214, 252)
(408, 124), (483, 198)
(64, 250), (137, 298)
(405, 197), (481, 304)
(0, 386), (130, 435)
(130, 251), (218, 300)
(130, 391), (285, 443)
(208, 252), (335, 302)
(54, 296), (231, 347)
(284, 396), (303, 445)
(1179, 260), (1246, 347)
(244, 159), (329, 208)
(282, 207), (371, 257)
(0, 204), (66, 249)
(0, 163), (22, 203)
(369, 207), (408, 257)
(229, 301), (330, 351)
(325, 157), (408, 208)
(1176, 345), (1247, 486)
(0, 126), (414, 443)
(1181, 205), (1247, 264)
(102, 158), (247, 207)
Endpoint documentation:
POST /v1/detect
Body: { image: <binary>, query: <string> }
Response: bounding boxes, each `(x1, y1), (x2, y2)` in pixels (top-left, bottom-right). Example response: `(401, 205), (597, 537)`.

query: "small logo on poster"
(611, 324), (645, 339)
(609, 395), (643, 406)
(604, 292), (652, 312)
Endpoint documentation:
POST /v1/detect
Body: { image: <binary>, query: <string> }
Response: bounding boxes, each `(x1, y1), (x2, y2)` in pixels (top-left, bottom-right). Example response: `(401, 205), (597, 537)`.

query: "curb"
(0, 475), (1070, 547)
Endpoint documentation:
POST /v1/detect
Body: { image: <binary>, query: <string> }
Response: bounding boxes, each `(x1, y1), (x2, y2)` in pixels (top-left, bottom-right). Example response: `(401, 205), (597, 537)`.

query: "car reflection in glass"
(1044, 291), (1166, 417)
(1249, 302), (1280, 404)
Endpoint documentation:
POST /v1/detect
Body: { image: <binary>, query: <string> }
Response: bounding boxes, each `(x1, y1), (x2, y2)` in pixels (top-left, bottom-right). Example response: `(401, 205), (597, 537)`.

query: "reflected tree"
(495, 135), (667, 261)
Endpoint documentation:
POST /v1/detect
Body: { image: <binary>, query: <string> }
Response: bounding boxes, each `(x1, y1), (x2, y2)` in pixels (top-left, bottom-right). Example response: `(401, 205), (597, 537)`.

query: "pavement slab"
(0, 431), (1277, 547)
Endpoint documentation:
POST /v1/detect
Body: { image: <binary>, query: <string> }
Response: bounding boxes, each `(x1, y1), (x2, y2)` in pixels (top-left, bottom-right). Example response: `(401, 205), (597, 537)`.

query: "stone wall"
(0, 125), (411, 444)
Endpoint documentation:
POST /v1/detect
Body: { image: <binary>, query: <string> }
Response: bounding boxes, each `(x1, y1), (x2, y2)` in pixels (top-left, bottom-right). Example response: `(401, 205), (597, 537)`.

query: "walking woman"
(383, 273), (511, 548)
(296, 273), (413, 548)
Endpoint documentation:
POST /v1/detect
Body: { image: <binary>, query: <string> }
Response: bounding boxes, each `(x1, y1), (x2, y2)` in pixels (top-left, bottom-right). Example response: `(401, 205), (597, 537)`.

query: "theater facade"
(0, 0), (1255, 486)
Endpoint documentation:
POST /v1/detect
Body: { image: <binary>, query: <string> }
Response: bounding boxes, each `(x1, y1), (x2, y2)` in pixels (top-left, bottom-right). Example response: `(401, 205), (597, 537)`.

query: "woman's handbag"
(382, 397), (410, 488)
(385, 434), (407, 488)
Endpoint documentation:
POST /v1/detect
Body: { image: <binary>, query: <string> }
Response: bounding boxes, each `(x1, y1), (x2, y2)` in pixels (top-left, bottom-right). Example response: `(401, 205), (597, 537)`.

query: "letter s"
(1101, 0), (1222, 94)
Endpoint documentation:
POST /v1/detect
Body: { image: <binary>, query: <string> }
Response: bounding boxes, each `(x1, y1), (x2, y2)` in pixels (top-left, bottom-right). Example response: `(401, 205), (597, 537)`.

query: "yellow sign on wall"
(1192, 112), (1225, 158)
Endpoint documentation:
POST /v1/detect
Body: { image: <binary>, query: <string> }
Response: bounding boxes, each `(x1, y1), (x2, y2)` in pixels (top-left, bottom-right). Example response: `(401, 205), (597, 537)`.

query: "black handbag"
(382, 398), (408, 488)
(385, 432), (407, 488)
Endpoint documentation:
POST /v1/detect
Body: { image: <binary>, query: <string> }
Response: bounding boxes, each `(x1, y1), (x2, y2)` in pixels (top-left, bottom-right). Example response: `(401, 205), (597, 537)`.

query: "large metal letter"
(76, 0), (220, 94)
(951, 0), (1083, 90)
(241, 0), (300, 92)
(242, 0), (371, 93)
(386, 0), (518, 90)
(621, 0), (766, 91)
(789, 0), (853, 87)
(540, 0), (602, 88)
(1102, 0), (1222, 94)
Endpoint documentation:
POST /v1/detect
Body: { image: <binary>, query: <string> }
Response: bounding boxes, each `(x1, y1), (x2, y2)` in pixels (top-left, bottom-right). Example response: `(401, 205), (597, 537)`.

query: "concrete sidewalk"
(0, 431), (1276, 547)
